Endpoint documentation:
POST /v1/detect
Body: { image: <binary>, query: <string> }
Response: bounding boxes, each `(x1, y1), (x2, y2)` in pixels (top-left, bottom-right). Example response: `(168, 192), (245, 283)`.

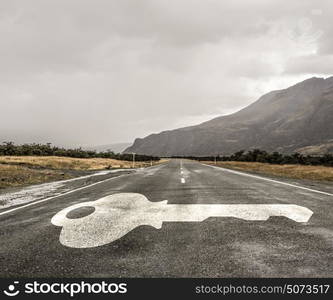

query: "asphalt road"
(0, 159), (332, 277)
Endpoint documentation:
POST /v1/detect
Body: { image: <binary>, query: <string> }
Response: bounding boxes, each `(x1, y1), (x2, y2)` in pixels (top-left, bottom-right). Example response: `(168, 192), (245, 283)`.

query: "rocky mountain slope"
(125, 77), (333, 156)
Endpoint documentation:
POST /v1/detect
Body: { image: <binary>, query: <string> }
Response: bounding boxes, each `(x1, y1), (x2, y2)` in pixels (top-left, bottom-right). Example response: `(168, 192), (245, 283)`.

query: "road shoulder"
(0, 169), (133, 213)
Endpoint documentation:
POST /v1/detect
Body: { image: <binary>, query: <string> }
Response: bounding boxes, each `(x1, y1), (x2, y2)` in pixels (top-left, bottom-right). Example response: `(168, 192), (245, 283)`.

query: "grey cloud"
(0, 0), (332, 147)
(284, 54), (333, 75)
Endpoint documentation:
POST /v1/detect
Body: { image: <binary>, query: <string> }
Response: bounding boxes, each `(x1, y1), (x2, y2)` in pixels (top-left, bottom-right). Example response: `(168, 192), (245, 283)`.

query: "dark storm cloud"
(0, 0), (332, 147)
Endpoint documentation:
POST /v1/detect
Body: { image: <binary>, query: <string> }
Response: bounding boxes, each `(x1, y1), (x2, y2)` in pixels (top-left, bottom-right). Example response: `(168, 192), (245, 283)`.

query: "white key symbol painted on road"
(51, 193), (313, 248)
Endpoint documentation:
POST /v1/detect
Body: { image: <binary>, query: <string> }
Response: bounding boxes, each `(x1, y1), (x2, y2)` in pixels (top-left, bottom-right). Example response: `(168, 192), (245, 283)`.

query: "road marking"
(206, 164), (333, 197)
(0, 172), (132, 217)
(0, 163), (168, 217)
(52, 193), (313, 248)
(180, 160), (185, 183)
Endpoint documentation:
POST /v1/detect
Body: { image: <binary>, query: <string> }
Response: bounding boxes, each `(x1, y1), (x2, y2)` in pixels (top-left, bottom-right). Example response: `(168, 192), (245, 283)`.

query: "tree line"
(172, 149), (333, 167)
(0, 142), (160, 162)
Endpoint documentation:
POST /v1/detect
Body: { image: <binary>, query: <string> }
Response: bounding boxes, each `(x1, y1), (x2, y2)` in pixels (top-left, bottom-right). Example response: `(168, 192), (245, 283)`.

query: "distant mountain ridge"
(125, 76), (333, 156)
(85, 142), (131, 153)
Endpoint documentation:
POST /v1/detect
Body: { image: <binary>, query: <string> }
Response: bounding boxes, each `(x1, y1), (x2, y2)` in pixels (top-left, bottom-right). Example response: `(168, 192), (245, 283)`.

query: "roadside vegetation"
(0, 142), (159, 161)
(0, 164), (73, 189)
(173, 149), (333, 166)
(0, 156), (164, 189)
(0, 156), (161, 170)
(202, 161), (333, 181)
(173, 149), (333, 181)
(0, 142), (162, 189)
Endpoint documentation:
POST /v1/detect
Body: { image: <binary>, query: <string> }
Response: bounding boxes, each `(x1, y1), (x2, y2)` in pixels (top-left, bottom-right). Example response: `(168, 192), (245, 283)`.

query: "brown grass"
(0, 156), (164, 170)
(0, 156), (167, 189)
(0, 164), (72, 189)
(202, 161), (333, 181)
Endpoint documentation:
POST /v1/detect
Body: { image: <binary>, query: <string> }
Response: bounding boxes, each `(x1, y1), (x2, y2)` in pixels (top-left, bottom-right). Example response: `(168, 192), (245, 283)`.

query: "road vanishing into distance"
(0, 159), (332, 277)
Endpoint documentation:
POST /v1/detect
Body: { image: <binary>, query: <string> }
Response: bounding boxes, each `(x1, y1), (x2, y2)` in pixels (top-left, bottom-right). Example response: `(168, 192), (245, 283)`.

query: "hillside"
(125, 77), (333, 156)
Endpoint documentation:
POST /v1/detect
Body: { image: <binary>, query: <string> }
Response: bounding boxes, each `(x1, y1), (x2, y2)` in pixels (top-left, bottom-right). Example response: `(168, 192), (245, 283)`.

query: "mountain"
(125, 76), (333, 156)
(85, 142), (131, 153)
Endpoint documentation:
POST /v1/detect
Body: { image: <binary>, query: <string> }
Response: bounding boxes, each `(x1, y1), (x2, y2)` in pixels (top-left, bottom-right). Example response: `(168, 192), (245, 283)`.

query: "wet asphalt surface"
(0, 159), (332, 278)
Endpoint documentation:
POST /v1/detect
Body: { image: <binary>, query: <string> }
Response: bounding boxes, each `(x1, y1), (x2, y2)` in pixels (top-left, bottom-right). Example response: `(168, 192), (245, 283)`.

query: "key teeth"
(159, 200), (168, 205)
(150, 220), (163, 229)
(154, 224), (163, 230)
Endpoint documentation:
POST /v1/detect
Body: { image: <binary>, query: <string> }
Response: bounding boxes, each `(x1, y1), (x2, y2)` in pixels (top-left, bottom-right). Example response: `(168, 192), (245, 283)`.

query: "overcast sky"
(0, 0), (332, 147)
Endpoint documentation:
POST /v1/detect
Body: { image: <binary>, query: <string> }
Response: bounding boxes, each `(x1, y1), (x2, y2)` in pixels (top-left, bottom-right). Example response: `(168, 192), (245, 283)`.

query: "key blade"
(161, 204), (313, 223)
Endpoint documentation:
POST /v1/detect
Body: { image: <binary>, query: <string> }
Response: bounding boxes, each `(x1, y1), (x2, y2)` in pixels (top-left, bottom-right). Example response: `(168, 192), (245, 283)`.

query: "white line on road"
(0, 163), (168, 217)
(0, 173), (131, 217)
(180, 160), (186, 183)
(206, 164), (333, 197)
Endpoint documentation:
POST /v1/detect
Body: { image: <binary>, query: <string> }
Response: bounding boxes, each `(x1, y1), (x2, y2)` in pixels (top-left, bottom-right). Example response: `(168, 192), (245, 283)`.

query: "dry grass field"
(0, 156), (161, 170)
(202, 161), (333, 181)
(0, 164), (72, 189)
(0, 156), (165, 189)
